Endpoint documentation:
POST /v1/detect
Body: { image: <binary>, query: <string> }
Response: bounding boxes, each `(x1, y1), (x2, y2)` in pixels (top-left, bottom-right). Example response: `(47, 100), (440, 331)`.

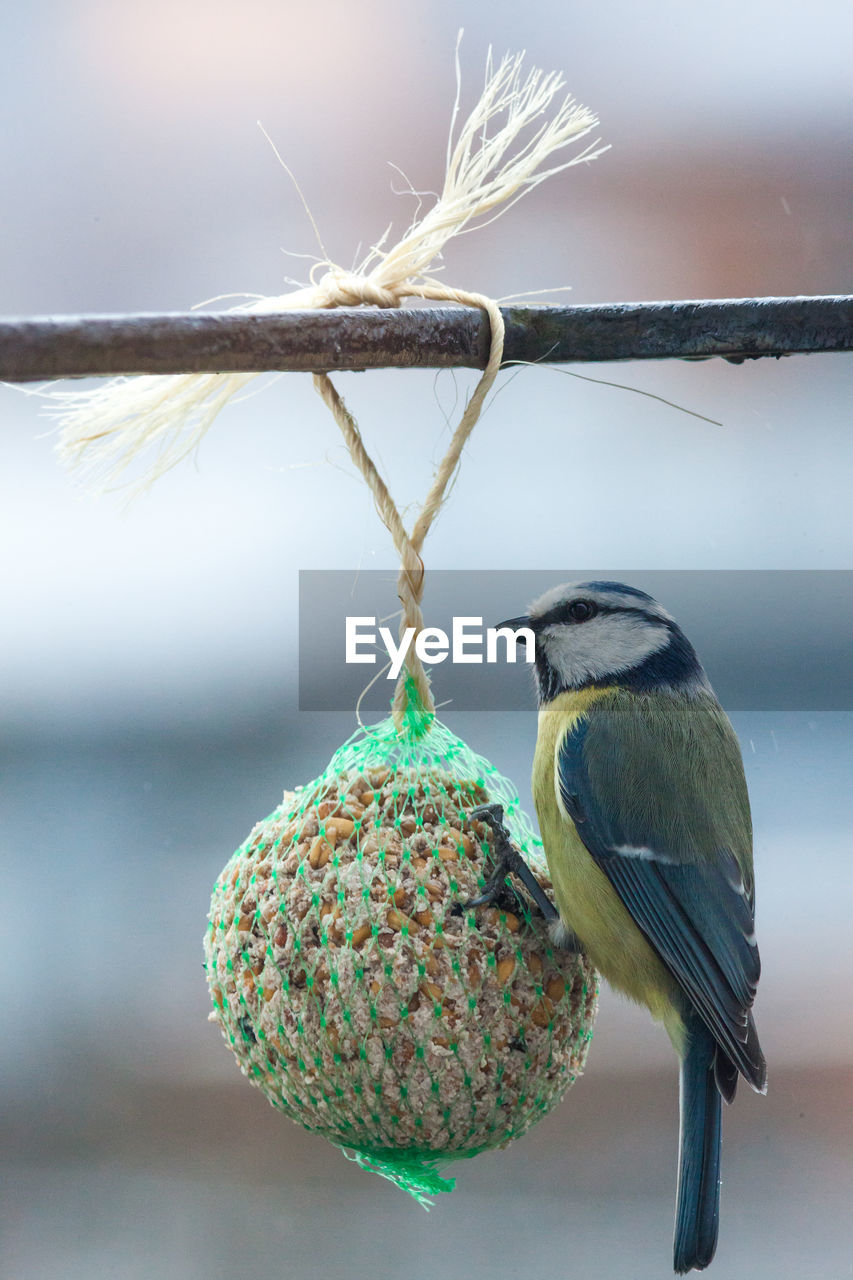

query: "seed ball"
(205, 765), (598, 1160)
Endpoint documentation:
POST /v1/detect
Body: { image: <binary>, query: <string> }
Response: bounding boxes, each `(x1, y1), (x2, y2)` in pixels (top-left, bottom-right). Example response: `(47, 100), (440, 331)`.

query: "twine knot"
(316, 269), (403, 311)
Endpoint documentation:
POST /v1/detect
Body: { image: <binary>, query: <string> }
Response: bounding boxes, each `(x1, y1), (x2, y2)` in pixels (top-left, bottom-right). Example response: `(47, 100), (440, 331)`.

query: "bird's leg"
(462, 802), (562, 926)
(547, 918), (582, 954)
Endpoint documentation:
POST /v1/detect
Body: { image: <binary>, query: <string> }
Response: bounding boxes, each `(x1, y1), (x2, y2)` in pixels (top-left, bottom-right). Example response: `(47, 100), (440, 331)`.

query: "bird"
(494, 580), (766, 1273)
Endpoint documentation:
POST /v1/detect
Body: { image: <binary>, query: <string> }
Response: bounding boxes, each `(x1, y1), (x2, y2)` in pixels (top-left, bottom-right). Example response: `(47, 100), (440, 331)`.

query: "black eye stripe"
(535, 602), (667, 629)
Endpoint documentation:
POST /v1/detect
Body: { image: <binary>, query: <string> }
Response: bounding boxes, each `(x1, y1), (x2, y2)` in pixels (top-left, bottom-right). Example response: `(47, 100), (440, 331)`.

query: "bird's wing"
(557, 689), (764, 1090)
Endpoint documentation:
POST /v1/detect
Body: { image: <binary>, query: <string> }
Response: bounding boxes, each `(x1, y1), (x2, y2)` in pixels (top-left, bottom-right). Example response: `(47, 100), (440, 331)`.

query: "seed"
(425, 883), (443, 901)
(273, 924), (287, 948)
(326, 817), (355, 843)
(496, 956), (515, 984)
(352, 924), (371, 948)
(531, 999), (551, 1028)
(503, 911), (520, 933)
(422, 981), (442, 1001)
(546, 976), (566, 1002)
(359, 790), (375, 805)
(370, 980), (381, 997)
(414, 909), (433, 928)
(251, 958), (264, 976)
(237, 915), (253, 933)
(388, 908), (419, 933)
(407, 992), (421, 1015)
(308, 837), (332, 869)
(424, 953), (440, 976)
(390, 887), (407, 907)
(433, 1036), (450, 1049)
(378, 1016), (396, 1029)
(527, 953), (542, 975)
(437, 845), (458, 862)
(262, 986), (276, 1002)
(442, 827), (474, 857)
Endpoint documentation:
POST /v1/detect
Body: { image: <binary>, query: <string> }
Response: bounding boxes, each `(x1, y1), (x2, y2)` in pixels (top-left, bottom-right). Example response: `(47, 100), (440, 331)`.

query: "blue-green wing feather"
(558, 690), (765, 1093)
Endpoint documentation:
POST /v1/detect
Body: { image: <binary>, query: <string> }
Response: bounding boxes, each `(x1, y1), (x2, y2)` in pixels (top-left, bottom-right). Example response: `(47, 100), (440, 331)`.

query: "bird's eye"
(568, 600), (597, 622)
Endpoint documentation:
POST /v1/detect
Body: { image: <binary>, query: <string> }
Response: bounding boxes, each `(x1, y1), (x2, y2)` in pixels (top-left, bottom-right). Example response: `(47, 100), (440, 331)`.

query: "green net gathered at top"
(204, 702), (598, 1205)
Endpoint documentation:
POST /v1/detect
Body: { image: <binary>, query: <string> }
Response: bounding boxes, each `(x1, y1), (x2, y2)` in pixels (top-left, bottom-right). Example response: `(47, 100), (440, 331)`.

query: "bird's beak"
(494, 615), (534, 633)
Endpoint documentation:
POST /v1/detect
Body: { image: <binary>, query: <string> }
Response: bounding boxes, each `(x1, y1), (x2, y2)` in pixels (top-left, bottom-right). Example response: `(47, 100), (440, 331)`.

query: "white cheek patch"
(543, 614), (669, 687)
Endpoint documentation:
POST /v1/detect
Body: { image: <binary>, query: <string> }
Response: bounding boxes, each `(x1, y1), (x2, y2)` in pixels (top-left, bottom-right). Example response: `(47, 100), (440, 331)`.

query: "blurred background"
(1, 1), (851, 1277)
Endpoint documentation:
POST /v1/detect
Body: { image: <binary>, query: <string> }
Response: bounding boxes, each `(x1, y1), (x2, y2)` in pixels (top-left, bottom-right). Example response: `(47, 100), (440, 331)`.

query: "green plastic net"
(204, 691), (598, 1205)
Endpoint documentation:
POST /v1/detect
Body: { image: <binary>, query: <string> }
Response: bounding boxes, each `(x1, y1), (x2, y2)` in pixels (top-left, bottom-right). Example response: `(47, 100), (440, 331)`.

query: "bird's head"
(500, 580), (712, 704)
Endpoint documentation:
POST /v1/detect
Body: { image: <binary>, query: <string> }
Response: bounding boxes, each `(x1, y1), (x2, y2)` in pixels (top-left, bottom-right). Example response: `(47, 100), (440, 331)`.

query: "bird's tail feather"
(674, 1022), (722, 1273)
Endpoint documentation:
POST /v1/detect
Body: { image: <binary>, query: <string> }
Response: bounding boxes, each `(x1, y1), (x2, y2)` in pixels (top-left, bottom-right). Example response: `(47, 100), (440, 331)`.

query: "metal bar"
(0, 296), (850, 382)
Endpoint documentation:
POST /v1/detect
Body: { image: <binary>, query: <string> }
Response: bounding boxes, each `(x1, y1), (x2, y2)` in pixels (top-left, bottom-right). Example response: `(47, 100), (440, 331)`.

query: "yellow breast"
(532, 688), (682, 1031)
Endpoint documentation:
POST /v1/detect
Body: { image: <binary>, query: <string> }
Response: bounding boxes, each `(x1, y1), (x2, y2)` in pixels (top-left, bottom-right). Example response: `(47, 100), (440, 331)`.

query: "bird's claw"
(460, 802), (560, 924)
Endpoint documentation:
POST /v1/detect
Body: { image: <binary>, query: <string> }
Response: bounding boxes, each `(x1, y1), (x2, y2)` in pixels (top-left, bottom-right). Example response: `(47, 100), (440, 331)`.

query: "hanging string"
(313, 286), (504, 729)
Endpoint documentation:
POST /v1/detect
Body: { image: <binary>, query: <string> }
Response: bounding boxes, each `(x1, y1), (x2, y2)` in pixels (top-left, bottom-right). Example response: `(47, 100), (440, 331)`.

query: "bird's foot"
(460, 802), (561, 925)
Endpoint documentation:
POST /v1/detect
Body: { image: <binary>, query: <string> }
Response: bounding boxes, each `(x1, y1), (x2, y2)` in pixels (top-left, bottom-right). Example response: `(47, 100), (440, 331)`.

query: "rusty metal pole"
(0, 296), (850, 382)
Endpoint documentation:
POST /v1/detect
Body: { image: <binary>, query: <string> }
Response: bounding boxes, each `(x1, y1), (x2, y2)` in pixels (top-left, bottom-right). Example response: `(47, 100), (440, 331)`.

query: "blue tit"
(500, 580), (765, 1274)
